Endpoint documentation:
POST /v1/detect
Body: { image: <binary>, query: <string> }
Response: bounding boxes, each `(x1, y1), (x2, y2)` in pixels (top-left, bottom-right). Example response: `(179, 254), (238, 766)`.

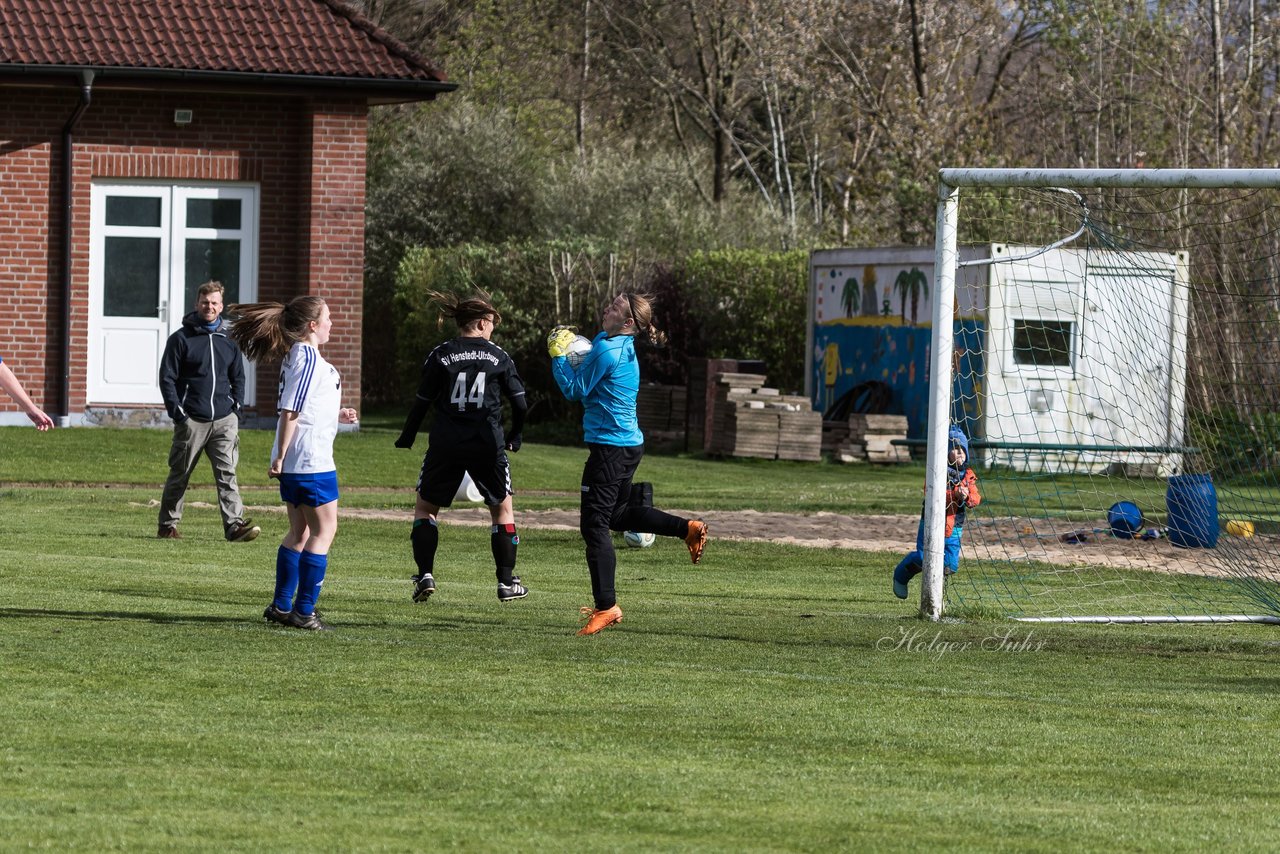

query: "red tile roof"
(0, 0), (448, 84)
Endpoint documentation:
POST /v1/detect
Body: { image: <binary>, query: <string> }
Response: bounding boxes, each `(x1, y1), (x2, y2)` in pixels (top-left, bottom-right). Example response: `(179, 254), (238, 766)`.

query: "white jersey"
(272, 342), (342, 474)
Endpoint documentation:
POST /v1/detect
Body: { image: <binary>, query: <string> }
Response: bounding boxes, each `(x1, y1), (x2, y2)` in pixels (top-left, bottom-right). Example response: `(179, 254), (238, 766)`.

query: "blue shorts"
(278, 471), (340, 507)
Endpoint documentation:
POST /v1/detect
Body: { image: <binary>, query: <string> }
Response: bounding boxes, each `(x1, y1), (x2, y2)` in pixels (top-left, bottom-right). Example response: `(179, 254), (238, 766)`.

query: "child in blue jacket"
(893, 426), (981, 599)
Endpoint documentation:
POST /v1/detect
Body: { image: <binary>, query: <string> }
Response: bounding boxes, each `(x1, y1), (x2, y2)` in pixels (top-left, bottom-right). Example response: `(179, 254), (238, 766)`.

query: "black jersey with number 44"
(412, 336), (526, 449)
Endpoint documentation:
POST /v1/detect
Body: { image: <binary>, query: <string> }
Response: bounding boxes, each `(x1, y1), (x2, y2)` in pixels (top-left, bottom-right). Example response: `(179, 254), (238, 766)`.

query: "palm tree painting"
(861, 265), (878, 315)
(893, 267), (930, 325)
(841, 275), (861, 317)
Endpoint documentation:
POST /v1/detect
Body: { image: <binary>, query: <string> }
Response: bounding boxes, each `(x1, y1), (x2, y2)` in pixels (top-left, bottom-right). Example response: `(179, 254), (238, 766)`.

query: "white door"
(1080, 254), (1184, 449)
(985, 245), (1085, 440)
(88, 183), (258, 405)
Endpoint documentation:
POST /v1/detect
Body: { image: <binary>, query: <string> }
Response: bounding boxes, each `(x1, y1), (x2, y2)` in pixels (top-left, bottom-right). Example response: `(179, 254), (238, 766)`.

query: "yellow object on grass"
(1225, 519), (1255, 537)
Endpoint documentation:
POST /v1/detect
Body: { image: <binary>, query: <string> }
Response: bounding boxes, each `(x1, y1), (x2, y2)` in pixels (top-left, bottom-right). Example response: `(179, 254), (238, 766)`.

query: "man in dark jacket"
(157, 281), (259, 542)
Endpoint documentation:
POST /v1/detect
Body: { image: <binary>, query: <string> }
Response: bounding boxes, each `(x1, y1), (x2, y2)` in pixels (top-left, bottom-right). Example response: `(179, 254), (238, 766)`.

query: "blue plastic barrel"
(1166, 474), (1219, 549)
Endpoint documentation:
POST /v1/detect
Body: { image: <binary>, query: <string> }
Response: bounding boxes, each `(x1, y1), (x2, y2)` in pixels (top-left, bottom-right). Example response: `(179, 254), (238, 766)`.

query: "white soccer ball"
(624, 530), (656, 548)
(566, 335), (594, 368)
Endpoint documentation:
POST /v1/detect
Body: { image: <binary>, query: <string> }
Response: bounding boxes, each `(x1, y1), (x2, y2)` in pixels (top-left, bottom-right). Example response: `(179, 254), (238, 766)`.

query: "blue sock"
(293, 551), (329, 616)
(273, 546), (302, 611)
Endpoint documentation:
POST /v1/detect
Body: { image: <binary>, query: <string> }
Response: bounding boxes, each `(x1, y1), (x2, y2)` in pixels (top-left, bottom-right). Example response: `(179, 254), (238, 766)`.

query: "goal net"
(921, 169), (1280, 623)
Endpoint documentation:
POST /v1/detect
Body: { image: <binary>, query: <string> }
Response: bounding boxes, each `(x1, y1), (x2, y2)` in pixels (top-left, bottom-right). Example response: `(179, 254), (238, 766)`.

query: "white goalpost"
(922, 168), (1280, 624)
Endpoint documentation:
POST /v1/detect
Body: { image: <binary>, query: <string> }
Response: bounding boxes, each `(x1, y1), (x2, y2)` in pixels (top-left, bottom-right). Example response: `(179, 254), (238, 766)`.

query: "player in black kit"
(395, 292), (529, 603)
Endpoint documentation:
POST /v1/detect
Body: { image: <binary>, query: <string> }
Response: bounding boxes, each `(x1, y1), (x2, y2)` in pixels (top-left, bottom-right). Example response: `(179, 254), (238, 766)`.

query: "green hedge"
(1188, 406), (1280, 482)
(391, 241), (808, 424)
(682, 249), (809, 391)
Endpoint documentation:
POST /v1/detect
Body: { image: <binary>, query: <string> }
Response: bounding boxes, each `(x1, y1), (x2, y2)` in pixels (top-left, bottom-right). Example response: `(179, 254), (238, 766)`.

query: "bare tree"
(353, 0), (474, 57)
(806, 0), (1044, 242)
(599, 0), (761, 204)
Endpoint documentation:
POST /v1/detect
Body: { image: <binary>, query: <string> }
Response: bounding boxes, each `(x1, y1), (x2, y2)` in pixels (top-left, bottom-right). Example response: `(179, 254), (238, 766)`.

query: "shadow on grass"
(1205, 675), (1280, 694)
(0, 606), (250, 625)
(102, 586), (257, 603)
(0, 606), (395, 630)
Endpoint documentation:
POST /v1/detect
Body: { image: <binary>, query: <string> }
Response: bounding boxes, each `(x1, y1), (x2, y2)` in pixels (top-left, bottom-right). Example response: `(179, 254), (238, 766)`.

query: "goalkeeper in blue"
(549, 292), (708, 636)
(893, 426), (981, 599)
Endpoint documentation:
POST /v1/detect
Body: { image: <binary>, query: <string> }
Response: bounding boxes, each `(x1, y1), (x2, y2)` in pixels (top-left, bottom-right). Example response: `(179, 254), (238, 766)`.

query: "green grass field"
(2, 426), (1278, 851)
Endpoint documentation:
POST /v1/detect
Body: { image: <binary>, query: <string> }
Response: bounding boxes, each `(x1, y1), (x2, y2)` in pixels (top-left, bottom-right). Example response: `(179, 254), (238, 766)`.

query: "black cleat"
(497, 577), (529, 602)
(288, 610), (332, 631)
(411, 573), (437, 603)
(263, 604), (292, 626)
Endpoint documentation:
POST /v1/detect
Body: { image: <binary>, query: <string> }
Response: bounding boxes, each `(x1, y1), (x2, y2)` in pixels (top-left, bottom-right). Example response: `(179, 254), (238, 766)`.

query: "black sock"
(491, 523), (519, 585)
(615, 506), (687, 538)
(411, 518), (439, 576)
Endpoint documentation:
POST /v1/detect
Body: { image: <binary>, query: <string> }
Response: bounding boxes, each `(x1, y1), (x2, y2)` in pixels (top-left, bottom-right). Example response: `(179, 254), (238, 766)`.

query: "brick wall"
(299, 100), (367, 411)
(0, 85), (368, 420)
(0, 93), (63, 412)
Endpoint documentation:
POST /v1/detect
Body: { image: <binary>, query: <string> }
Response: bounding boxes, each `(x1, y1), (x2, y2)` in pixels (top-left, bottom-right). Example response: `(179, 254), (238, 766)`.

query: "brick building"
(0, 0), (453, 425)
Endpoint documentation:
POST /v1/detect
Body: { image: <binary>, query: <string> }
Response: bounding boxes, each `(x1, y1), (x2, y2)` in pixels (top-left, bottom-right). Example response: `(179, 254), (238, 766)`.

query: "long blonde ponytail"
(226, 296), (326, 362)
(624, 292), (668, 346)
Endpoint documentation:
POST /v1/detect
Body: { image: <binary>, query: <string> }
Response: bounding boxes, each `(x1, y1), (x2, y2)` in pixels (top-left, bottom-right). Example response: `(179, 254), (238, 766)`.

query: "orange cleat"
(684, 519), (708, 565)
(577, 604), (623, 636)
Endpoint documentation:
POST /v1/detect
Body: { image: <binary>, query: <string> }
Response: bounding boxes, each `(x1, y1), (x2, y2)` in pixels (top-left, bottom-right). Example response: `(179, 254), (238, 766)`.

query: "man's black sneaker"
(288, 610), (332, 631)
(411, 573), (436, 603)
(263, 604), (292, 626)
(497, 577), (528, 602)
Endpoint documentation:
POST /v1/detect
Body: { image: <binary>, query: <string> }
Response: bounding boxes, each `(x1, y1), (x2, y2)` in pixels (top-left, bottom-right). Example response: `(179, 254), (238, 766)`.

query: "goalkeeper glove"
(547, 325), (577, 358)
(505, 432), (522, 453)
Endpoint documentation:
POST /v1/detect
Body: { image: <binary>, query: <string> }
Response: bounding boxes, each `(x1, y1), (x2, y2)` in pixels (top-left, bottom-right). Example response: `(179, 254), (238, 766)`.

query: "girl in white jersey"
(227, 297), (358, 631)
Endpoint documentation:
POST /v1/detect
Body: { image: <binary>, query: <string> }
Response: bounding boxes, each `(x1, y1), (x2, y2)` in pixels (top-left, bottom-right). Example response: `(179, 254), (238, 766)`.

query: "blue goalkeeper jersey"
(552, 331), (643, 447)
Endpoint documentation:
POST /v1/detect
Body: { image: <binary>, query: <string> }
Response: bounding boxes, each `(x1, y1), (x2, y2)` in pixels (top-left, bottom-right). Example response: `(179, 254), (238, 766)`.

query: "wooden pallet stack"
(685, 358), (738, 453)
(707, 373), (822, 461)
(830, 413), (911, 463)
(708, 373), (775, 458)
(637, 382), (687, 445)
(821, 420), (851, 454)
(777, 401), (823, 462)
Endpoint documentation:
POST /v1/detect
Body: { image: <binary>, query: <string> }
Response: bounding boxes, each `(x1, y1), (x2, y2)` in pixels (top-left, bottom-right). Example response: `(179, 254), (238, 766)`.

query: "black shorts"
(580, 443), (644, 526)
(417, 440), (512, 507)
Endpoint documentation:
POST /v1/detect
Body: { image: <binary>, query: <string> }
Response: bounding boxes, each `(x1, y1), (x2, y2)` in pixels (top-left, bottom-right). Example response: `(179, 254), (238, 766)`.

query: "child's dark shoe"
(893, 561), (921, 600)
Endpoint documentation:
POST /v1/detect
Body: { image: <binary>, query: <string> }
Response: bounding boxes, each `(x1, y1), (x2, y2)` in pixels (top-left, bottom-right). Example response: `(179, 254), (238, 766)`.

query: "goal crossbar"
(939, 168), (1280, 189)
